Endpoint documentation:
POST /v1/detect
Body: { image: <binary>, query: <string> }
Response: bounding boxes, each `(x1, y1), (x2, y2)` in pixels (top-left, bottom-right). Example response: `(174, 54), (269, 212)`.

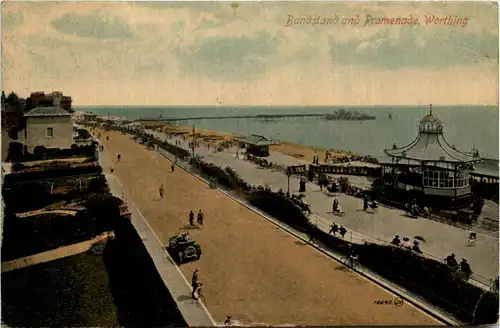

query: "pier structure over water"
(134, 112), (376, 125)
(136, 113), (327, 124)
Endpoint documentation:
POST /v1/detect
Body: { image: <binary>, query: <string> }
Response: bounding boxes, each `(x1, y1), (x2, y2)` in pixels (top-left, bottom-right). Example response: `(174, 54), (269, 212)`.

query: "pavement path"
(148, 130), (499, 285)
(97, 136), (217, 327)
(100, 130), (442, 326)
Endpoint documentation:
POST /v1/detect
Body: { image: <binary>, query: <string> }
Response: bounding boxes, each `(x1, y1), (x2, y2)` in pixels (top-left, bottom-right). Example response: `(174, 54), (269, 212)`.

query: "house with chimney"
(1, 91), (75, 158)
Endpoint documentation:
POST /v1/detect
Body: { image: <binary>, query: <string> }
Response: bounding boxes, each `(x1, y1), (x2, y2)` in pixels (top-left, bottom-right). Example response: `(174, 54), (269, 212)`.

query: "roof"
(235, 134), (274, 146)
(24, 107), (72, 117)
(385, 132), (477, 164)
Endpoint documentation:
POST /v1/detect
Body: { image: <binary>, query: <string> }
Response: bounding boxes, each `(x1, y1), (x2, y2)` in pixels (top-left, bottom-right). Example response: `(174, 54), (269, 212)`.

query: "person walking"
(197, 209), (204, 226)
(117, 154), (121, 163)
(188, 210), (195, 226)
(329, 223), (339, 236)
(235, 150), (239, 159)
(159, 184), (164, 200)
(339, 225), (347, 239)
(171, 163), (175, 173)
(363, 194), (369, 211)
(191, 269), (200, 299)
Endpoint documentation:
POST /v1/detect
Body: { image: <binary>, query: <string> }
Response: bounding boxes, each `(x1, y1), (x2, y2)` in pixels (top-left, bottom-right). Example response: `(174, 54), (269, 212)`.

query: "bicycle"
(341, 256), (364, 274)
(193, 283), (206, 303)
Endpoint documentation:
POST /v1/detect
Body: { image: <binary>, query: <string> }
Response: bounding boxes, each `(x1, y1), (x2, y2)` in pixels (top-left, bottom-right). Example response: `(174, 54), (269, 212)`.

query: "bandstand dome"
(382, 105), (483, 199)
(385, 106), (478, 166)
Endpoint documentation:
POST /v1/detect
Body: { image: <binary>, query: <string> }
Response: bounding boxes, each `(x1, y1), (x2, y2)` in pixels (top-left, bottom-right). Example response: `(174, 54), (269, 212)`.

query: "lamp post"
(286, 167), (291, 195)
(191, 124), (195, 158)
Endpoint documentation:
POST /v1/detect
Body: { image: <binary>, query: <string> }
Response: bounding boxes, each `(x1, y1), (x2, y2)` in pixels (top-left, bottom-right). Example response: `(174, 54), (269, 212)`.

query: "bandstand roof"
(384, 108), (479, 165)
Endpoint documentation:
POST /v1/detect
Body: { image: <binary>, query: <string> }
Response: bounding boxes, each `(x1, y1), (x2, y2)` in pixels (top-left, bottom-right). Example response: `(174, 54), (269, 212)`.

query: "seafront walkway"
(99, 130), (442, 326)
(97, 139), (216, 327)
(148, 130), (499, 286)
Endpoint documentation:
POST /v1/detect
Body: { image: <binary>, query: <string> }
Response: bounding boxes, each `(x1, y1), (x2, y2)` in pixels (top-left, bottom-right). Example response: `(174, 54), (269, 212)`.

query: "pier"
(135, 113), (328, 123)
(135, 112), (377, 124)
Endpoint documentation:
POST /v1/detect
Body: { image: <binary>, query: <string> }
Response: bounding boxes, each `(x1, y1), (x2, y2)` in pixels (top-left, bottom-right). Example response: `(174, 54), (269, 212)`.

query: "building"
(83, 113), (98, 122)
(23, 107), (73, 152)
(381, 105), (482, 208)
(235, 134), (274, 157)
(29, 91), (73, 113)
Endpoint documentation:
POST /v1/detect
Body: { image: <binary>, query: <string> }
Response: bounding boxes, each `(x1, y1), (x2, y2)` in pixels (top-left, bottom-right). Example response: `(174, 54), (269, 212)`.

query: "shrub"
(247, 190), (314, 233)
(3, 164), (102, 184)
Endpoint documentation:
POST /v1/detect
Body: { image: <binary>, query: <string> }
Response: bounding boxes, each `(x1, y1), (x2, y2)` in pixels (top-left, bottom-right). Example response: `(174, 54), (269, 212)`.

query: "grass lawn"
(2, 252), (119, 327)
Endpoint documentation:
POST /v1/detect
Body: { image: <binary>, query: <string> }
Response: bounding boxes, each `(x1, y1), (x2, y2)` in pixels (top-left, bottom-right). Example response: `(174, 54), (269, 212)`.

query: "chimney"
(52, 91), (62, 108)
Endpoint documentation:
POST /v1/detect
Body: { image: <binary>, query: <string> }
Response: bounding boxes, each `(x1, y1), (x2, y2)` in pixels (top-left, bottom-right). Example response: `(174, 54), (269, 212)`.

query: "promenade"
(148, 129), (499, 284)
(100, 130), (441, 326)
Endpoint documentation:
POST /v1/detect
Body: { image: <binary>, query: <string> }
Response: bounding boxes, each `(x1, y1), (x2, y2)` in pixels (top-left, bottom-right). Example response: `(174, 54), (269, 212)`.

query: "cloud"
(179, 30), (284, 81)
(329, 27), (498, 69)
(50, 12), (133, 39)
(2, 11), (24, 30)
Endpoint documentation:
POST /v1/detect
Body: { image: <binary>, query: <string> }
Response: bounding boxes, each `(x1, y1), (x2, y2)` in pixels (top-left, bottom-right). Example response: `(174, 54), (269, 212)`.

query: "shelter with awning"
(235, 134), (274, 157)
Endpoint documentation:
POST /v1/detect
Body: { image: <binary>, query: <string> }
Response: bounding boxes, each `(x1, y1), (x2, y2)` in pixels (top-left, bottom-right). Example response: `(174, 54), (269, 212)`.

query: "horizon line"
(73, 104), (499, 108)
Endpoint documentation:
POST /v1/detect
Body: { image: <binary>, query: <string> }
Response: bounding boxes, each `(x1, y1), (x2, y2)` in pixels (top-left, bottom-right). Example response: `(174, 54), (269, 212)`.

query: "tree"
(1, 91), (6, 104)
(25, 97), (32, 111)
(6, 92), (18, 106)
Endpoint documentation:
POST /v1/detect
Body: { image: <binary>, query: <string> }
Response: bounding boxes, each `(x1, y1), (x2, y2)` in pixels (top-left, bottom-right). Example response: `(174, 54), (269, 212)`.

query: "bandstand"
(382, 105), (482, 208)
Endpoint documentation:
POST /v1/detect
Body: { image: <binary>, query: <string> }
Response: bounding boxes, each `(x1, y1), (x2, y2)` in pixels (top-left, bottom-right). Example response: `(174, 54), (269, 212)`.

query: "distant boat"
(389, 113), (393, 120)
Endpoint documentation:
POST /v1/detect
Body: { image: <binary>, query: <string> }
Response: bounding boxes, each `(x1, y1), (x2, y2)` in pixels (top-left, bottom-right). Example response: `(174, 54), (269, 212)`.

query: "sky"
(1, 1), (498, 106)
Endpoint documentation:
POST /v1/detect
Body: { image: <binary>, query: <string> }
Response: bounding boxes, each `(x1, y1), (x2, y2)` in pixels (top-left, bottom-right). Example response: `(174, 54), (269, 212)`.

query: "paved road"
(97, 138), (216, 327)
(148, 130), (499, 284)
(102, 130), (443, 326)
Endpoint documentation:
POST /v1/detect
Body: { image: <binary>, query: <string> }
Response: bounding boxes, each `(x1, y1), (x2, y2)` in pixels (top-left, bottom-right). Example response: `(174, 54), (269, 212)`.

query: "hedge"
(1, 194), (121, 262)
(3, 163), (102, 184)
(6, 144), (98, 163)
(2, 175), (110, 214)
(112, 125), (499, 325)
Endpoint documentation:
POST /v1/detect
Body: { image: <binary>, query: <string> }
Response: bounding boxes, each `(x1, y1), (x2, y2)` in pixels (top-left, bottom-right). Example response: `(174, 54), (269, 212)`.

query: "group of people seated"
(391, 235), (422, 253)
(290, 194), (312, 214)
(276, 188), (311, 214)
(445, 253), (472, 280)
(317, 174), (340, 193)
(325, 153), (379, 165)
(405, 199), (430, 218)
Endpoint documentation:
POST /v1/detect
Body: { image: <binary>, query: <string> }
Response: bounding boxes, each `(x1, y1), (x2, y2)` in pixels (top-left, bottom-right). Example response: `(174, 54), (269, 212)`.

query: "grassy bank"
(1, 169), (186, 327)
(2, 252), (119, 327)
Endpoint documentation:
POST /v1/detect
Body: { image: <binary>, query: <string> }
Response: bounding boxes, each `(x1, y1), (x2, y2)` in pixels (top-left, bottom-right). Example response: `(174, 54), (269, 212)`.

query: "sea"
(76, 105), (499, 161)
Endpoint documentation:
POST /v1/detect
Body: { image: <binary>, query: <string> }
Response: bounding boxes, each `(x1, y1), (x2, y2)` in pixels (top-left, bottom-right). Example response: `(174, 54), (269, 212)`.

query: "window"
(46, 127), (54, 137)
